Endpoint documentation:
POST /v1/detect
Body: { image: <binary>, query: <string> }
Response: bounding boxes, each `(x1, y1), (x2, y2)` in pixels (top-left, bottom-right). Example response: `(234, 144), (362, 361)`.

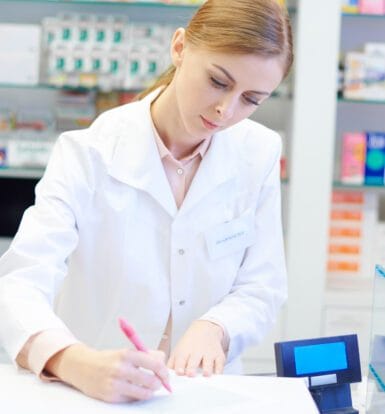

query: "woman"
(0, 0), (293, 404)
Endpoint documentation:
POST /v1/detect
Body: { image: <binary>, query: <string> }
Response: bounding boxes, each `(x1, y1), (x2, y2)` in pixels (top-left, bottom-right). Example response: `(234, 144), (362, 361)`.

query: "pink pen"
(118, 318), (173, 393)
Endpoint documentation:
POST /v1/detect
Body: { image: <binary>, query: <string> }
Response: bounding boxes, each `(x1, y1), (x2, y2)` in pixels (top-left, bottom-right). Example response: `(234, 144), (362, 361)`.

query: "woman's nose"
(215, 96), (237, 120)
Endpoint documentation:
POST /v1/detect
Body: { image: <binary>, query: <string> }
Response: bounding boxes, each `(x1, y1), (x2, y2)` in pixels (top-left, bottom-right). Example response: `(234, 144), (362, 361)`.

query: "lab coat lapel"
(107, 95), (177, 217)
(180, 130), (238, 215)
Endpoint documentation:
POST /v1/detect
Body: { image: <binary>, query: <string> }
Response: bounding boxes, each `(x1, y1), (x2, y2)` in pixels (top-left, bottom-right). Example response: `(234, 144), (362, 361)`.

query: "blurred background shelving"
(3, 0), (383, 381)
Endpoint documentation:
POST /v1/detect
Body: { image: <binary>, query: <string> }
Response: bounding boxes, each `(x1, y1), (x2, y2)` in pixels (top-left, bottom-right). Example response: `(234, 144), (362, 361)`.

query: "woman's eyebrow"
(212, 64), (270, 96)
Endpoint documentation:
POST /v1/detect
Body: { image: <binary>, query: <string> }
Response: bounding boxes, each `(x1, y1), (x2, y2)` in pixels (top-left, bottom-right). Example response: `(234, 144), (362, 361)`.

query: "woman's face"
(171, 29), (285, 141)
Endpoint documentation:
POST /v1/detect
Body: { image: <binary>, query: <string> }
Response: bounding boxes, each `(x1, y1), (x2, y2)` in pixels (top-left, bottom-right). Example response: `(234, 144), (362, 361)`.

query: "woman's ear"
(170, 28), (186, 67)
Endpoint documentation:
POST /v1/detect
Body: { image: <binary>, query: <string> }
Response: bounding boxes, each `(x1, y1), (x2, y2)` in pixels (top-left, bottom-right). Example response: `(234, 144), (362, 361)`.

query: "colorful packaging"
(344, 52), (367, 100)
(364, 131), (385, 185)
(359, 0), (385, 14)
(327, 190), (378, 284)
(342, 0), (359, 13)
(340, 132), (366, 184)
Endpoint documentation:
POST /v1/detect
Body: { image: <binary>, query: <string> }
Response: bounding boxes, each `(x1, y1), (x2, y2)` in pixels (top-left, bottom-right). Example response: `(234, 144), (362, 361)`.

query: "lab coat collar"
(179, 130), (238, 215)
(107, 89), (238, 217)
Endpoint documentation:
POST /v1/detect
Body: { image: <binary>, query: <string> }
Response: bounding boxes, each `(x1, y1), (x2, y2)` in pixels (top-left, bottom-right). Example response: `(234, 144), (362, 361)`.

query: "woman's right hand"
(45, 343), (169, 403)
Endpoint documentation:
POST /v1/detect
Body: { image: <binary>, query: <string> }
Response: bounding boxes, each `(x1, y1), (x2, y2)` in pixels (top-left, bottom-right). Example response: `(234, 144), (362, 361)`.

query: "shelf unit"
(321, 9), (385, 374)
(338, 97), (385, 105)
(0, 168), (44, 179)
(0, 0), (200, 8)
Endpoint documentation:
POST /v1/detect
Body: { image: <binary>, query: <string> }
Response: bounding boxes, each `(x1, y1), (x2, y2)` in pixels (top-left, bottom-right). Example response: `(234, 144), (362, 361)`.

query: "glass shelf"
(0, 167), (44, 179)
(0, 0), (200, 8)
(0, 82), (144, 94)
(366, 265), (385, 412)
(342, 12), (385, 19)
(0, 0), (296, 13)
(333, 181), (385, 192)
(338, 97), (385, 106)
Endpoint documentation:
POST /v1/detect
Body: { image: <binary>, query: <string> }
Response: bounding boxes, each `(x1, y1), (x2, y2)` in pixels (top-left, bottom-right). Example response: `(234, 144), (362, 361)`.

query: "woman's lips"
(201, 116), (220, 130)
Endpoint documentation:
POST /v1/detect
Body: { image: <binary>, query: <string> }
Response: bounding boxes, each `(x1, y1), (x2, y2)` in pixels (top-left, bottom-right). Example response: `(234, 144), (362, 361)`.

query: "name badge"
(205, 209), (257, 260)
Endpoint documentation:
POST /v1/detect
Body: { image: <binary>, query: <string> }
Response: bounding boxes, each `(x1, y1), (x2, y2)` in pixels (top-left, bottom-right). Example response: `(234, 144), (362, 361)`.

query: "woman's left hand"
(167, 320), (226, 377)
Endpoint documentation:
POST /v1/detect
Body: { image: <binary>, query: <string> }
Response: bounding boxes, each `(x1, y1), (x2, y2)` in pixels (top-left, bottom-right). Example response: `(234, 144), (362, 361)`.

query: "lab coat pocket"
(204, 209), (257, 260)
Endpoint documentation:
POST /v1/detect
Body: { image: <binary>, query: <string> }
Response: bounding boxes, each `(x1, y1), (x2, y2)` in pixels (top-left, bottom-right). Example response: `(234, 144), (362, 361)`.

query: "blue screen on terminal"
(294, 341), (348, 375)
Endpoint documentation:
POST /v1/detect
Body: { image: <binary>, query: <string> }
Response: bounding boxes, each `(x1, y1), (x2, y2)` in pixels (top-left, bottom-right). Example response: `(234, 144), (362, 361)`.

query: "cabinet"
(322, 11), (385, 372)
(0, 0), (198, 236)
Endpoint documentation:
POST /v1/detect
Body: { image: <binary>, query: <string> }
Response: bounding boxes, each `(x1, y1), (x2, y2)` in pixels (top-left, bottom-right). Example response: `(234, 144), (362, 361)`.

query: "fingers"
(168, 352), (225, 376)
(149, 350), (166, 363)
(124, 350), (169, 386)
(185, 354), (202, 377)
(172, 353), (189, 376)
(201, 355), (214, 377)
(214, 354), (225, 375)
(115, 380), (156, 403)
(125, 364), (162, 391)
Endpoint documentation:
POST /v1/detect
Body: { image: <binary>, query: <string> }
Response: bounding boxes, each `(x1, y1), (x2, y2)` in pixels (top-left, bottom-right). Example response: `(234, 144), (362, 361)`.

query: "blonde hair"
(136, 0), (293, 100)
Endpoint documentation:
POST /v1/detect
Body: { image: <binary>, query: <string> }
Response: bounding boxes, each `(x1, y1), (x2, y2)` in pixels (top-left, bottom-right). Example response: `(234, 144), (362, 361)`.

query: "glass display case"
(366, 265), (385, 412)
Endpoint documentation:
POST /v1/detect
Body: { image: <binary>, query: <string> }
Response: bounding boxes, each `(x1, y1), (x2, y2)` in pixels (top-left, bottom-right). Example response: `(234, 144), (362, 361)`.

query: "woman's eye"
(243, 96), (259, 106)
(210, 77), (227, 89)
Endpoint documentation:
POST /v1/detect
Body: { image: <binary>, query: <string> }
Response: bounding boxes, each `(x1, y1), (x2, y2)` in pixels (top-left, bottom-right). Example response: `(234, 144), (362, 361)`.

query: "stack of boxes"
(342, 0), (385, 14)
(343, 43), (385, 102)
(340, 131), (385, 186)
(327, 190), (378, 283)
(41, 14), (175, 91)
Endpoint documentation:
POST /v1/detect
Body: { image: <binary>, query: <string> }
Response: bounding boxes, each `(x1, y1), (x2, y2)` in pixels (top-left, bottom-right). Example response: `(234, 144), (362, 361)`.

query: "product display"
(0, 107), (57, 169)
(340, 132), (366, 185)
(342, 0), (385, 14)
(340, 130), (385, 186)
(327, 190), (378, 282)
(41, 14), (174, 91)
(358, 0), (385, 14)
(342, 0), (359, 13)
(344, 43), (385, 101)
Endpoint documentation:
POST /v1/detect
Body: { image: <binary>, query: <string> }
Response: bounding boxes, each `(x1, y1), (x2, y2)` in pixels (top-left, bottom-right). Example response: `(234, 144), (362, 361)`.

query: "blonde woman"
(0, 0), (293, 404)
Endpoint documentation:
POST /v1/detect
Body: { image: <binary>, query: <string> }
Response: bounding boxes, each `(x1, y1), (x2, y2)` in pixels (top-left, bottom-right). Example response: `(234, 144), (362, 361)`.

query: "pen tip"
(118, 317), (135, 336)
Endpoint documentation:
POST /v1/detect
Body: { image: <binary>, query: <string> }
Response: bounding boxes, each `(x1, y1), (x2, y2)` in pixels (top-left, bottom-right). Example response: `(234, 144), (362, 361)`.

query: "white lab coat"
(0, 89), (287, 374)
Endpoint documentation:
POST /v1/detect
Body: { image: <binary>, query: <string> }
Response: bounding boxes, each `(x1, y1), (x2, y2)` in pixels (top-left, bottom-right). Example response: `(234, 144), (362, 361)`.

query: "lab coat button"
(178, 249), (185, 255)
(179, 300), (186, 306)
(177, 168), (184, 175)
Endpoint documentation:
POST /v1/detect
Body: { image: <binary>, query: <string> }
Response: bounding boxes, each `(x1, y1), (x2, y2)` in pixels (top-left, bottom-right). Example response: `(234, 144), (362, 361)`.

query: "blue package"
(364, 131), (385, 186)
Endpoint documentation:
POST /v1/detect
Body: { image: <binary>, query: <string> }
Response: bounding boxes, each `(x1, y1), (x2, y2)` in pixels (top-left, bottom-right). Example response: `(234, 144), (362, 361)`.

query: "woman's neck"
(150, 84), (202, 160)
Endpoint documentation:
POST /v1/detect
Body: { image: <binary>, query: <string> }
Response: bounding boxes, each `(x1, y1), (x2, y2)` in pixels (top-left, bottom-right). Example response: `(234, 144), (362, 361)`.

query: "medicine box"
(359, 0), (385, 14)
(0, 24), (41, 85)
(341, 132), (366, 185)
(364, 131), (385, 185)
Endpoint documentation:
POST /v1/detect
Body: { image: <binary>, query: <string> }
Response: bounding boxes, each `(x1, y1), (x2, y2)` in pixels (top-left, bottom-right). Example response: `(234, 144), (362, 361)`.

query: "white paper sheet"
(0, 364), (319, 414)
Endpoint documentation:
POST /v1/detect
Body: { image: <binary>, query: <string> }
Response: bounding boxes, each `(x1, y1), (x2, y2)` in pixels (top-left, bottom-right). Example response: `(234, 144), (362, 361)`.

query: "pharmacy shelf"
(0, 168), (44, 179)
(342, 13), (385, 19)
(0, 0), (297, 14)
(338, 97), (385, 105)
(0, 0), (200, 9)
(0, 82), (143, 94)
(333, 181), (385, 192)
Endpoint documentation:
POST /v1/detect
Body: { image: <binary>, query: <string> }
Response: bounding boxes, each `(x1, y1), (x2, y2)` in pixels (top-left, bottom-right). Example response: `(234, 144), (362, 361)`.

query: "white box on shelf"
(0, 24), (41, 85)
(7, 132), (55, 168)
